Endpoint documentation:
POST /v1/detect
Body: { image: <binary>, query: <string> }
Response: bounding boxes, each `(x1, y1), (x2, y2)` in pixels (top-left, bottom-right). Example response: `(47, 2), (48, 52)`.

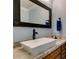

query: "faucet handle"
(33, 28), (38, 34)
(35, 31), (38, 34)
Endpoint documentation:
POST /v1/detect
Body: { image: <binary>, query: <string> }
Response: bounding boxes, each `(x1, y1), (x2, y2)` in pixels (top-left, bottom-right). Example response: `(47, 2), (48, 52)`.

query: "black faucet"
(33, 28), (38, 40)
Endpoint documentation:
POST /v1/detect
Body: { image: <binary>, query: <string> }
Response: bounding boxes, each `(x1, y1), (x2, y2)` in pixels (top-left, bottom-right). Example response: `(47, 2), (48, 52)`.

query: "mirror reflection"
(20, 0), (49, 25)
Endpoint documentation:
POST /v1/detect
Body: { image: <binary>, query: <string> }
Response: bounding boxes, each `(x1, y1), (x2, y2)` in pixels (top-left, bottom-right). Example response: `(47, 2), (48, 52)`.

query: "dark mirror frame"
(13, 0), (52, 28)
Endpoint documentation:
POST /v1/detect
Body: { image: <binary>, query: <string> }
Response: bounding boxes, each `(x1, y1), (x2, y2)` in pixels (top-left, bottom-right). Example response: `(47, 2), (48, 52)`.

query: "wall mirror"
(13, 0), (52, 28)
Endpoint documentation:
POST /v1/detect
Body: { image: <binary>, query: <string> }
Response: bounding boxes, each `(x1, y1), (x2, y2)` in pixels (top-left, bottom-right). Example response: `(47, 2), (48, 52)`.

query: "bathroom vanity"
(13, 38), (66, 59)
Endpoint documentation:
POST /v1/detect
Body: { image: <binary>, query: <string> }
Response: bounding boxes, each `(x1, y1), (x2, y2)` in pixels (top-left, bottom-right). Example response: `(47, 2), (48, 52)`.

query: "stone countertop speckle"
(13, 39), (66, 59)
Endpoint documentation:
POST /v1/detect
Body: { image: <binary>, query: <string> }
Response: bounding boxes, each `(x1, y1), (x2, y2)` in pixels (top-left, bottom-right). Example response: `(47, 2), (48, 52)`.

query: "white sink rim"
(21, 38), (56, 48)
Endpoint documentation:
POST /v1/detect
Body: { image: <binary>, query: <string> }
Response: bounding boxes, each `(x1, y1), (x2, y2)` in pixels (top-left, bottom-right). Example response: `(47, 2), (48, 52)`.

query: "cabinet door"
(43, 47), (61, 59)
(44, 54), (61, 59)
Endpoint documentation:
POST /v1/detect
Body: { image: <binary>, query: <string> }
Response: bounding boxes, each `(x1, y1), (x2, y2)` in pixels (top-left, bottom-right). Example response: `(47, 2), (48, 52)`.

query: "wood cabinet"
(61, 43), (66, 59)
(43, 43), (66, 59)
(55, 54), (61, 59)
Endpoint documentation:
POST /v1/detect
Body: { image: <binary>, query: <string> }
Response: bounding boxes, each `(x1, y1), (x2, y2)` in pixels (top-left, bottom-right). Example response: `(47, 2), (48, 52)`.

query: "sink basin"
(20, 38), (56, 56)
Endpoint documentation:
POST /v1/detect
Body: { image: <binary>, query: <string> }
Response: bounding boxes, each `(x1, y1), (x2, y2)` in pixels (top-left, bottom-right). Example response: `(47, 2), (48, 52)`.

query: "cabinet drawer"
(43, 47), (61, 59)
(50, 47), (61, 58)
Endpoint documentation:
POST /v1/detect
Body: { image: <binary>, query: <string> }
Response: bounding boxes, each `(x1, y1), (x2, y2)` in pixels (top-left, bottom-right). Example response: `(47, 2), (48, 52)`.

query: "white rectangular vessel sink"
(21, 38), (56, 56)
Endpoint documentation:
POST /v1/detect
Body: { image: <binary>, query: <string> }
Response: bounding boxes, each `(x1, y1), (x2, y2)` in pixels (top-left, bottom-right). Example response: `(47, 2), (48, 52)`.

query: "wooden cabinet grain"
(43, 43), (66, 59)
(55, 54), (61, 59)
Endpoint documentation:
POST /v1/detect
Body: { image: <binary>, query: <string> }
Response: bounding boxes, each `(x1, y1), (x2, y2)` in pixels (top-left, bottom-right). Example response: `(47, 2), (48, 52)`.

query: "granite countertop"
(13, 39), (66, 59)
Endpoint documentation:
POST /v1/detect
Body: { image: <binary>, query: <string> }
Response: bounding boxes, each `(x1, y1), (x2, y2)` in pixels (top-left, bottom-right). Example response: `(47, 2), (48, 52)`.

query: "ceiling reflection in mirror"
(20, 0), (49, 25)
